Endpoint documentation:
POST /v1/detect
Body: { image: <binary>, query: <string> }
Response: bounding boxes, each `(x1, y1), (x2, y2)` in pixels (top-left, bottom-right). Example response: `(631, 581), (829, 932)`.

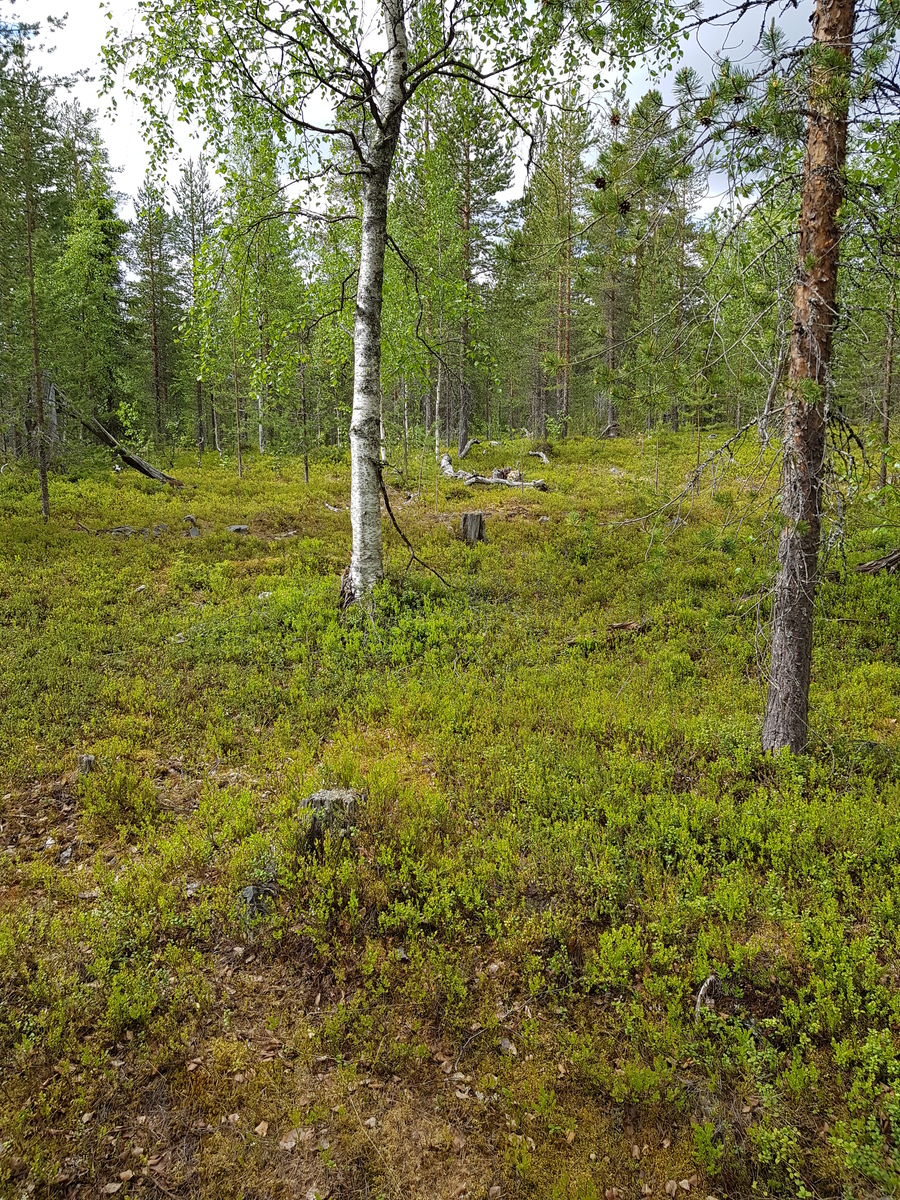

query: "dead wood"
(53, 393), (184, 487)
(460, 512), (486, 546)
(438, 452), (547, 491)
(458, 438), (481, 460)
(528, 449), (550, 465)
(853, 549), (900, 575)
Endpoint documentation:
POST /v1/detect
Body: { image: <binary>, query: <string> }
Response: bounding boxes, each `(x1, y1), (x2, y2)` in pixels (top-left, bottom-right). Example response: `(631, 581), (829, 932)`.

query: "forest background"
(7, 0), (900, 1197)
(5, 0), (896, 485)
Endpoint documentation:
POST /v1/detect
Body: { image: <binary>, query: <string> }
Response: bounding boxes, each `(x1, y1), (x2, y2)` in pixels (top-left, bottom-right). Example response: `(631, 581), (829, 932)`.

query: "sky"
(30, 0), (202, 202)
(24, 0), (811, 216)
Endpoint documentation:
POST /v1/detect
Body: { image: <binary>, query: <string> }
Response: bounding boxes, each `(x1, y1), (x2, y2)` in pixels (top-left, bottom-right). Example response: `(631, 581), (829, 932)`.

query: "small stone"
(254, 1121), (268, 1137)
(364, 1117), (376, 1129)
(489, 1189), (501, 1199)
(226, 524), (250, 534)
(78, 754), (95, 775)
(499, 1038), (517, 1056)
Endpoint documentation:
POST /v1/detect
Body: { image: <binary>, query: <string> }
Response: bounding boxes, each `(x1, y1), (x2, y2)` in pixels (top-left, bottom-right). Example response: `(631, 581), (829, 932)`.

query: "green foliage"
(78, 761), (157, 830)
(5, 438), (900, 1195)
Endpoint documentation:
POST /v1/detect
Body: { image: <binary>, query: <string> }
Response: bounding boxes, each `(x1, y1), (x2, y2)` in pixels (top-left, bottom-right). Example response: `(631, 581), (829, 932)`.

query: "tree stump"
(461, 512), (486, 546)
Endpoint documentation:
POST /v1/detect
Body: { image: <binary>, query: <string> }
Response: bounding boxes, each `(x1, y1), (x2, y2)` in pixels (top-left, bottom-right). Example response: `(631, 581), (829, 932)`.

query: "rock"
(79, 754), (96, 776)
(299, 788), (360, 856)
(227, 524), (250, 534)
(185, 526), (200, 538)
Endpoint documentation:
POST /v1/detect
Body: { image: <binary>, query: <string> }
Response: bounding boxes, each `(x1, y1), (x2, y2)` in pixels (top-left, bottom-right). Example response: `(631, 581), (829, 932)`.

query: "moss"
(2, 438), (900, 1196)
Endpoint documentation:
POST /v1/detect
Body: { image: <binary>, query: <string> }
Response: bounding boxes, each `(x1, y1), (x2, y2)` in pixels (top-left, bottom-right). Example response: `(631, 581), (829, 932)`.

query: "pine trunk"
(762, 0), (856, 753)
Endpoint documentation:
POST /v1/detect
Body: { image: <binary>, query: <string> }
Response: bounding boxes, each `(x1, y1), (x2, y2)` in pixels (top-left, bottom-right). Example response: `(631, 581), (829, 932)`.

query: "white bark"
(346, 0), (408, 600)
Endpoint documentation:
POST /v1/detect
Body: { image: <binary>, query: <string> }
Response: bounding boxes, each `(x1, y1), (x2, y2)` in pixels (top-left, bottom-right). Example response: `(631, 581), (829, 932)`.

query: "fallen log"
(528, 449), (550, 465)
(439, 452), (458, 479)
(54, 394), (184, 487)
(438, 452), (548, 491)
(854, 549), (900, 575)
(458, 438), (481, 460)
(464, 472), (547, 491)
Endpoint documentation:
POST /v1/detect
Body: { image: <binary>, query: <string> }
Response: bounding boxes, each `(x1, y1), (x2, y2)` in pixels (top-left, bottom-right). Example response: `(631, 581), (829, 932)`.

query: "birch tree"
(105, 0), (586, 602)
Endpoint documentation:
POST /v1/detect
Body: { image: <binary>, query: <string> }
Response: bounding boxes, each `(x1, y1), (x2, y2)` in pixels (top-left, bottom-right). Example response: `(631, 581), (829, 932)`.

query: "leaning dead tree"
(53, 388), (184, 487)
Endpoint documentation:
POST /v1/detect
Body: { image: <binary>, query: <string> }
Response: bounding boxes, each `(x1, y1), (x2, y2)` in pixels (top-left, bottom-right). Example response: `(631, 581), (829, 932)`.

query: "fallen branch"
(458, 438), (480, 460)
(374, 460), (450, 589)
(438, 453), (548, 491)
(53, 391), (184, 487)
(528, 449), (550, 465)
(854, 549), (900, 575)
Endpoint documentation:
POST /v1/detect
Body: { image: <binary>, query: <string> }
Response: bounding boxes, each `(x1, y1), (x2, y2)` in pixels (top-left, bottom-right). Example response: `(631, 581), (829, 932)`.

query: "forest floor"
(3, 434), (900, 1200)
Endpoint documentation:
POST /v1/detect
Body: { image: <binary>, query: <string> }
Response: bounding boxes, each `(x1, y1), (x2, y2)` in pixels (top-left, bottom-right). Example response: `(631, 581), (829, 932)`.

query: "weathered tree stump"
(461, 512), (486, 546)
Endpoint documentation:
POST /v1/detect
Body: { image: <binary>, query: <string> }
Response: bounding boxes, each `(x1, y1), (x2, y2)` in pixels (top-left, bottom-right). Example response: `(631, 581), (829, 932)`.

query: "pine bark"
(762, 0), (856, 753)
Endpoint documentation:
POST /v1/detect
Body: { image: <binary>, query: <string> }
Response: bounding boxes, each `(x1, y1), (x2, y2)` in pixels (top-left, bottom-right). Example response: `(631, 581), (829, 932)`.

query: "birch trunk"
(762, 0), (856, 753)
(881, 271), (896, 490)
(345, 0), (408, 601)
